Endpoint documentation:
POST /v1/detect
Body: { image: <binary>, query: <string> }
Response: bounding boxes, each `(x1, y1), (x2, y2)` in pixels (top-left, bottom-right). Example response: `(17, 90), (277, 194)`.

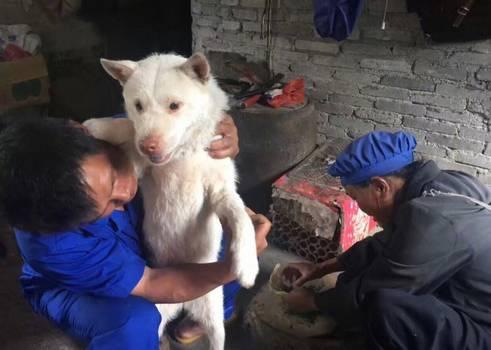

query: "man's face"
(345, 176), (404, 227)
(345, 184), (380, 219)
(82, 147), (137, 220)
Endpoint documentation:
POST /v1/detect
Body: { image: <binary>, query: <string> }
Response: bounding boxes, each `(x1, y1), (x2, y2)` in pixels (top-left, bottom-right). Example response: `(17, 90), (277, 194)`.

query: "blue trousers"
(35, 280), (240, 350)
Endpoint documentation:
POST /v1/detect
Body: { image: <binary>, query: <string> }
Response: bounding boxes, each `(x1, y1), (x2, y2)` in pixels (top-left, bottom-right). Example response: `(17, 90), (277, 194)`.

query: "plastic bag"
(266, 79), (305, 109)
(0, 25), (41, 61)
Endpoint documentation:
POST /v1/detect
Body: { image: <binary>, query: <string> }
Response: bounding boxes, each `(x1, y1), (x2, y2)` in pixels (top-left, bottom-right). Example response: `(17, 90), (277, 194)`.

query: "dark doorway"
(48, 0), (193, 121)
(79, 0), (192, 60)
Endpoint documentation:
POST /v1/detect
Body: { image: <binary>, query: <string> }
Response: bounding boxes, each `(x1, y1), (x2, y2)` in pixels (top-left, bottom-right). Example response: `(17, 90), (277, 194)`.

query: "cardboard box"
(0, 55), (50, 112)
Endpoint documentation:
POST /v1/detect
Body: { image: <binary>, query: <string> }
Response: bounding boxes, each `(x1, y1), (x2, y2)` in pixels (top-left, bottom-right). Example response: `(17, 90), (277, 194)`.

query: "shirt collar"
(401, 160), (441, 203)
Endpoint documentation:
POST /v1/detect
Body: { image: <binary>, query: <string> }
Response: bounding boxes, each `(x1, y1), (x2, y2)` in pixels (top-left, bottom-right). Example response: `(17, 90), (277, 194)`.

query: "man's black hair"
(0, 118), (106, 233)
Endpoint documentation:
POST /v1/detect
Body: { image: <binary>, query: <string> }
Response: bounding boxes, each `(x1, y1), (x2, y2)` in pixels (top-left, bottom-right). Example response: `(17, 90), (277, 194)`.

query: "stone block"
(448, 52), (491, 66)
(375, 99), (426, 117)
(329, 94), (374, 108)
(221, 20), (241, 31)
(435, 83), (486, 100)
(426, 134), (484, 153)
(459, 126), (491, 142)
(380, 76), (435, 92)
(354, 108), (403, 125)
(342, 42), (392, 56)
(425, 107), (484, 127)
(329, 115), (375, 133)
(453, 151), (491, 170)
(333, 70), (380, 84)
(477, 68), (491, 81)
(315, 102), (354, 115)
(295, 40), (339, 55)
(360, 58), (412, 73)
(416, 143), (448, 158)
(312, 55), (360, 69)
(402, 116), (457, 135)
(361, 85), (410, 100)
(411, 92), (466, 111)
(232, 8), (257, 21)
(414, 59), (467, 82)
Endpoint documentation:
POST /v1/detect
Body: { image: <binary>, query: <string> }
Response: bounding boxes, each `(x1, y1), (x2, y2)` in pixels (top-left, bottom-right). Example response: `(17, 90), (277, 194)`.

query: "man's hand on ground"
(208, 114), (239, 159)
(284, 287), (318, 314)
(282, 262), (321, 288)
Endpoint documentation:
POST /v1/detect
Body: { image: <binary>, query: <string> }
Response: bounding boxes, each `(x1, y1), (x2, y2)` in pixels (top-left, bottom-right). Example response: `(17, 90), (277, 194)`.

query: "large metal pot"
(232, 99), (317, 213)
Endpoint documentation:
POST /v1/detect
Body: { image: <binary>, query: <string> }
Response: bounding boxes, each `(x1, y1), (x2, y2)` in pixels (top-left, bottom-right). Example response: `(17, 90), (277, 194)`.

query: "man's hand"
(282, 262), (321, 288)
(284, 287), (318, 314)
(246, 207), (271, 255)
(208, 114), (239, 159)
(221, 207), (271, 260)
(68, 119), (91, 135)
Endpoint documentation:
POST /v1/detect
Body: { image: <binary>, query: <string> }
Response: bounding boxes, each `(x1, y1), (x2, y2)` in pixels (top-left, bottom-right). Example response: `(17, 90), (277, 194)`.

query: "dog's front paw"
(235, 256), (259, 288)
(231, 224), (260, 288)
(82, 118), (107, 140)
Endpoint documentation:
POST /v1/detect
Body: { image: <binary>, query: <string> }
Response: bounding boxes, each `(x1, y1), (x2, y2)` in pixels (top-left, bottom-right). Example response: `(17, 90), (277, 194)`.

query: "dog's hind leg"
(156, 303), (182, 339)
(185, 287), (225, 350)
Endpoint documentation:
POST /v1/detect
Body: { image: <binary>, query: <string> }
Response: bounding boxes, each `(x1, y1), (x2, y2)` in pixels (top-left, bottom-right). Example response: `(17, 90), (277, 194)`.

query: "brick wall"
(192, 0), (491, 183)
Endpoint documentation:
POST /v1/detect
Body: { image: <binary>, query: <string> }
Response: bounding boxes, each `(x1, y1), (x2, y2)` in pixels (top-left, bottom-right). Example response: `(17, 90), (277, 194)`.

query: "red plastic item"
(3, 44), (32, 61)
(239, 94), (261, 109)
(267, 78), (305, 108)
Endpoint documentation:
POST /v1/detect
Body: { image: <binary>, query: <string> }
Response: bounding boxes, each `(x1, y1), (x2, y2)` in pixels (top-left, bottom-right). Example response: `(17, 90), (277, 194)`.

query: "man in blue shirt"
(0, 117), (270, 350)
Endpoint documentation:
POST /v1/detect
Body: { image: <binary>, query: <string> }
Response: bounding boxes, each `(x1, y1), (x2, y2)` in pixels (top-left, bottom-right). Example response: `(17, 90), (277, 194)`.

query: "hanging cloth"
(313, 0), (366, 41)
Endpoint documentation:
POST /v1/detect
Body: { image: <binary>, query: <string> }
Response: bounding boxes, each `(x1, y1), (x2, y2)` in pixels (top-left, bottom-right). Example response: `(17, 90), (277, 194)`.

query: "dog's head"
(101, 53), (226, 165)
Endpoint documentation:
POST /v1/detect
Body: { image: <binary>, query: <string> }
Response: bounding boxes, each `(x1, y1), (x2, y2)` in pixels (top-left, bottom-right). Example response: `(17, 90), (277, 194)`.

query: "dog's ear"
(180, 53), (210, 83)
(100, 59), (138, 85)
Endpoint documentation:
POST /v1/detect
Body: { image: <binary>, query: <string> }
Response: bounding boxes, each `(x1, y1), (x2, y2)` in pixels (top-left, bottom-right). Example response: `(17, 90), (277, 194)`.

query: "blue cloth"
(314, 0), (365, 41)
(39, 289), (161, 350)
(15, 194), (146, 302)
(328, 131), (417, 186)
(219, 238), (241, 321)
(15, 193), (240, 349)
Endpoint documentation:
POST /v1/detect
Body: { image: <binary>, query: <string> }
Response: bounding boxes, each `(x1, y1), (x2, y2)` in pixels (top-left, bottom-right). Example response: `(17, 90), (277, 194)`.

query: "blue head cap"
(328, 131), (417, 186)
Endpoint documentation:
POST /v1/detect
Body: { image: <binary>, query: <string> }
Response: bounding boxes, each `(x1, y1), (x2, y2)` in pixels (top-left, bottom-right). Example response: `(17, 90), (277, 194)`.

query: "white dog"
(83, 53), (259, 350)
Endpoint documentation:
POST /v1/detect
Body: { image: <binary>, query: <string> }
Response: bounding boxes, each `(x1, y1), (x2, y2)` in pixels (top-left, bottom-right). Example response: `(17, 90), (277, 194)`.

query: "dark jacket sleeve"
(315, 201), (473, 324)
(337, 229), (389, 277)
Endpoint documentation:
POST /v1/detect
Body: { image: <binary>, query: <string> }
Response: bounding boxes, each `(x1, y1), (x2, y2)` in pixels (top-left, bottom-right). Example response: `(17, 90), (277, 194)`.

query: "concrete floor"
(0, 222), (358, 350)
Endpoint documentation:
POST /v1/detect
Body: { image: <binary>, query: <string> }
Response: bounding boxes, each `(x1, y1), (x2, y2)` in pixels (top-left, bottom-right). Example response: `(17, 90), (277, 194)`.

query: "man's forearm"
(132, 262), (235, 303)
(316, 257), (343, 276)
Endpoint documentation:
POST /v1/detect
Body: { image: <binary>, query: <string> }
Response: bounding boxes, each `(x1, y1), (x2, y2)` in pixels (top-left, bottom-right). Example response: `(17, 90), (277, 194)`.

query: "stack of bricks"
(192, 0), (491, 183)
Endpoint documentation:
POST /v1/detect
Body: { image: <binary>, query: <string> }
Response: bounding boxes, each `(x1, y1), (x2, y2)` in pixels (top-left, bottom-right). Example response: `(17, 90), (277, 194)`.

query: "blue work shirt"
(14, 194), (146, 312)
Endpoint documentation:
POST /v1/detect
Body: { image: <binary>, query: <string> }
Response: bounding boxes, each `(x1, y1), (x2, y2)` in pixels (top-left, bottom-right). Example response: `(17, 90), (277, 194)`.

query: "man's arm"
(132, 262), (234, 303)
(282, 232), (386, 288)
(314, 204), (472, 323)
(336, 229), (388, 277)
(133, 209), (271, 303)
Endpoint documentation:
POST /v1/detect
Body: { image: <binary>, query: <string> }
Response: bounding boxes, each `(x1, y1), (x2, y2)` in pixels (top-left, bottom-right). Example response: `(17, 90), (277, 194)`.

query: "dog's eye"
(135, 100), (143, 112)
(169, 102), (180, 111)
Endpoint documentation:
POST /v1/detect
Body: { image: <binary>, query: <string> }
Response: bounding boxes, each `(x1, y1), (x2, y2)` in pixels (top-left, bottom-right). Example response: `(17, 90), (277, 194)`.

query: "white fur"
(84, 53), (259, 350)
